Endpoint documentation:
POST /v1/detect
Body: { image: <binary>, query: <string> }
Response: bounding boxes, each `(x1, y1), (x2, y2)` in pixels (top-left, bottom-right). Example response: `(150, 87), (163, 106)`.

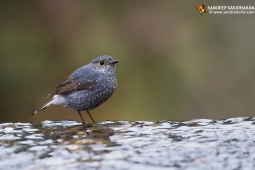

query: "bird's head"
(90, 55), (119, 74)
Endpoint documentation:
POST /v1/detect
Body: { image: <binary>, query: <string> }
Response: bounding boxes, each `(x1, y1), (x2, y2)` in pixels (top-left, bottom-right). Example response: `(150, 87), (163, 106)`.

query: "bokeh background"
(1, 0), (255, 123)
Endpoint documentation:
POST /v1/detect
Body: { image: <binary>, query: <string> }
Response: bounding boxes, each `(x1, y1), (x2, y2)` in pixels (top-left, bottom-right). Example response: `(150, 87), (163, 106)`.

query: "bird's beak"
(111, 60), (119, 65)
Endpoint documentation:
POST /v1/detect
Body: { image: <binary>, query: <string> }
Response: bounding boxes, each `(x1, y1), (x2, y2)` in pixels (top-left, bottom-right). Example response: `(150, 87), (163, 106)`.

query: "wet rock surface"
(0, 117), (255, 170)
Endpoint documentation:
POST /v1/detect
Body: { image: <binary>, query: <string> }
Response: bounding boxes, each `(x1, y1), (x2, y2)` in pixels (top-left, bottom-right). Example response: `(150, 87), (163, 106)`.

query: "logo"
(195, 4), (206, 15)
(195, 4), (255, 15)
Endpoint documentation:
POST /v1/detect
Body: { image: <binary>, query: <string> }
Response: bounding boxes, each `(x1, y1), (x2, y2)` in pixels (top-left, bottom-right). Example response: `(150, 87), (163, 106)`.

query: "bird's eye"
(100, 61), (104, 65)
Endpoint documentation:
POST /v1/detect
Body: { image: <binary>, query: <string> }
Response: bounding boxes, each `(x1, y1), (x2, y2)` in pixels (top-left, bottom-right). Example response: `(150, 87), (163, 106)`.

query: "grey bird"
(32, 55), (119, 124)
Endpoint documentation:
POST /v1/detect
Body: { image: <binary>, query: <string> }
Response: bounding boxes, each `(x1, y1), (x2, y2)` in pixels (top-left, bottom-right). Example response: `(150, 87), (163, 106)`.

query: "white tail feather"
(32, 100), (54, 115)
(32, 95), (65, 115)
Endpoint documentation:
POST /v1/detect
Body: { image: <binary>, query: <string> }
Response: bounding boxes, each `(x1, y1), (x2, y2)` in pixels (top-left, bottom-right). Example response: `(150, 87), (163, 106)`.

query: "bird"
(32, 55), (119, 124)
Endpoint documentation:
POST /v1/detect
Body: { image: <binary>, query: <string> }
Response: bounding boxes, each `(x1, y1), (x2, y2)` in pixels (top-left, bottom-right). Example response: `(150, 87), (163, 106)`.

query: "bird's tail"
(32, 100), (55, 116)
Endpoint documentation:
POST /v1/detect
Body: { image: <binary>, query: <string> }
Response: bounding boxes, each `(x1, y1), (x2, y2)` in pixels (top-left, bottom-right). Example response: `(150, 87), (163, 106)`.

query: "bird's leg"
(77, 111), (86, 124)
(86, 110), (95, 123)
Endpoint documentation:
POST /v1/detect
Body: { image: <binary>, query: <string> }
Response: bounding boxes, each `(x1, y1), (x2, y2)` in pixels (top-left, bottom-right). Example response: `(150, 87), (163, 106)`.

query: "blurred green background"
(1, 0), (255, 123)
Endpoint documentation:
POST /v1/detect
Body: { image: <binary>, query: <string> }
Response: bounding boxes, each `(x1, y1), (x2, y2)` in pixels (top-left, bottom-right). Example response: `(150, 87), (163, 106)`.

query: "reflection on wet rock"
(0, 117), (255, 169)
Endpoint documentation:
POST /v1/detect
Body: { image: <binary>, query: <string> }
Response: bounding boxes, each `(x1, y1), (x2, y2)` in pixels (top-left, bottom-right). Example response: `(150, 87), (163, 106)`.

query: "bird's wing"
(48, 66), (100, 97)
(48, 78), (98, 96)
